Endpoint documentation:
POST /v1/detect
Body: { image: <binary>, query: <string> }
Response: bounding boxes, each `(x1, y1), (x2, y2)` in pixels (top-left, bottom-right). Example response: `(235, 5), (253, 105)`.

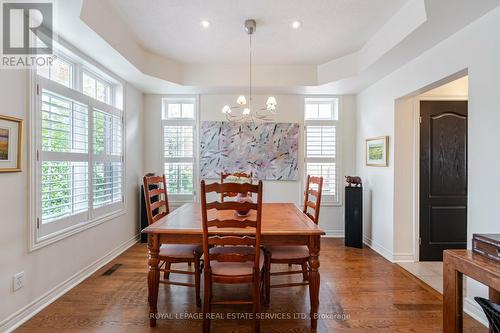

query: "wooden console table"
(443, 249), (500, 333)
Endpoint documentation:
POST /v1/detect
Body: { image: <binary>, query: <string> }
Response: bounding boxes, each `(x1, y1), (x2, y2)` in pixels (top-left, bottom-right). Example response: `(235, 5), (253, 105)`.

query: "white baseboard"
(323, 230), (344, 238)
(464, 297), (489, 327)
(392, 253), (415, 262)
(0, 234), (140, 333)
(363, 235), (395, 262)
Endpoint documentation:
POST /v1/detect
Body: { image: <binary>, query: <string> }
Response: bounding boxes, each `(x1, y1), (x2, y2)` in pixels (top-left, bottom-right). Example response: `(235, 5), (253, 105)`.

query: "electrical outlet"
(13, 272), (24, 292)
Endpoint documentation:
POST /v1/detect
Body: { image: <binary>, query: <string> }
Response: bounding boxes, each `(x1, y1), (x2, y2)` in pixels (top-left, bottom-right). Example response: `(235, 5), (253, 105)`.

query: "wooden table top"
(444, 249), (500, 276)
(142, 202), (325, 236)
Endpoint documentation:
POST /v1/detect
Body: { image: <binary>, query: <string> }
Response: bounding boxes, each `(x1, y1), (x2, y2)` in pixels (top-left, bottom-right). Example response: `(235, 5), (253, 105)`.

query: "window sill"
(29, 208), (126, 252)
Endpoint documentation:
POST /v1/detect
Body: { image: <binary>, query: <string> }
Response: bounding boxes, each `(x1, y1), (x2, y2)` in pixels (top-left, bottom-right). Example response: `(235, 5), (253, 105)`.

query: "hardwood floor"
(15, 239), (486, 332)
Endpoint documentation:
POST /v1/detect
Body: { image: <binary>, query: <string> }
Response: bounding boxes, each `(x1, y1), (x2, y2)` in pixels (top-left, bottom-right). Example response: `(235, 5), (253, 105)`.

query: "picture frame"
(365, 136), (389, 167)
(0, 115), (23, 172)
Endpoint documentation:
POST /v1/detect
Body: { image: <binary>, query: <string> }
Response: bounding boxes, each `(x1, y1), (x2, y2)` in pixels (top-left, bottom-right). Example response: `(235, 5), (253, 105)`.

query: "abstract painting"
(0, 128), (8, 160)
(200, 121), (299, 180)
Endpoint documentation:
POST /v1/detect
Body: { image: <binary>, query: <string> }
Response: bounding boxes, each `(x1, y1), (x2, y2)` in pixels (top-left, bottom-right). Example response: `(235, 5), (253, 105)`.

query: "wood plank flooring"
(15, 239), (486, 332)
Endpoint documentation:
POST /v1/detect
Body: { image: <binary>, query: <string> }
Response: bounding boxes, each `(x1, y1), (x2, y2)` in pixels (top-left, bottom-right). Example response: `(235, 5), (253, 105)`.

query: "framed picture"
(0, 115), (23, 172)
(366, 136), (389, 167)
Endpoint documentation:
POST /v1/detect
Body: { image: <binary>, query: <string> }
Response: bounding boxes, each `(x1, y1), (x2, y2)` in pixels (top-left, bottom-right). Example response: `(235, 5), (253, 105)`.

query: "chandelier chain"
(249, 33), (252, 109)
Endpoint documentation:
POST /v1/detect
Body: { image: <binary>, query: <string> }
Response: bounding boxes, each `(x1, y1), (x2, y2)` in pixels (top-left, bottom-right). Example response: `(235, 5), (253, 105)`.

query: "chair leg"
(264, 254), (271, 307)
(288, 263), (292, 268)
(253, 272), (261, 333)
(194, 254), (202, 307)
(188, 261), (192, 267)
(301, 262), (309, 281)
(164, 261), (171, 280)
(203, 269), (211, 333)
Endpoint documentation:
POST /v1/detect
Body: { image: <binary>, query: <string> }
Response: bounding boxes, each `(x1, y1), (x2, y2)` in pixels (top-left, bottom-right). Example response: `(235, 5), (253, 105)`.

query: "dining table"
(142, 202), (326, 329)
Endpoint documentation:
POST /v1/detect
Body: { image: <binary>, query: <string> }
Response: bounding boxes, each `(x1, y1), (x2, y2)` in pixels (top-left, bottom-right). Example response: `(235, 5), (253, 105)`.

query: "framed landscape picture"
(366, 136), (388, 167)
(0, 115), (23, 172)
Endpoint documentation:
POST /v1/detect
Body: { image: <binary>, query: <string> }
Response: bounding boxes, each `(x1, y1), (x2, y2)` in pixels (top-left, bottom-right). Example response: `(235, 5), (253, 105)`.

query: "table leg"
(443, 255), (463, 333)
(489, 288), (500, 333)
(308, 235), (320, 330)
(148, 234), (160, 327)
(490, 287), (500, 304)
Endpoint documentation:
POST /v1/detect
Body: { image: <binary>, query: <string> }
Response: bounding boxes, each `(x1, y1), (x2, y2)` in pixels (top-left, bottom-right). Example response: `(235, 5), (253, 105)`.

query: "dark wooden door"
(420, 101), (467, 261)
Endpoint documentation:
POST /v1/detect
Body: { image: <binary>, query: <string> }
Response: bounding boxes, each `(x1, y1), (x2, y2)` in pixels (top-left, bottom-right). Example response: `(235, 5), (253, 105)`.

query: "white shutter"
(37, 76), (124, 237)
(162, 98), (196, 198)
(306, 126), (336, 158)
(93, 162), (123, 208)
(304, 98), (340, 204)
(92, 107), (124, 211)
(164, 162), (194, 194)
(41, 91), (88, 154)
(32, 45), (125, 248)
(306, 163), (336, 196)
(163, 126), (193, 158)
(40, 90), (90, 224)
(41, 161), (88, 222)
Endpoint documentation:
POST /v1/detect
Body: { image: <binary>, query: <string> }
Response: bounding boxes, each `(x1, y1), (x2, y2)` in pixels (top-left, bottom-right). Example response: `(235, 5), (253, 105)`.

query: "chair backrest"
(143, 174), (170, 225)
(303, 175), (323, 224)
(200, 180), (263, 273)
(220, 172), (253, 202)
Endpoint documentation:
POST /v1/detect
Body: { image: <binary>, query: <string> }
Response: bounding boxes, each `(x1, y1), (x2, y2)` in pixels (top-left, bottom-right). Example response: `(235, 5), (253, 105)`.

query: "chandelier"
(221, 19), (277, 122)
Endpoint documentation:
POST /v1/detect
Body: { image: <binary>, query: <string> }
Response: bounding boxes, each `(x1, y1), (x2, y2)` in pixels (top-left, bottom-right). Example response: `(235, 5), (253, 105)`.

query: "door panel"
(420, 101), (468, 261)
(430, 113), (467, 196)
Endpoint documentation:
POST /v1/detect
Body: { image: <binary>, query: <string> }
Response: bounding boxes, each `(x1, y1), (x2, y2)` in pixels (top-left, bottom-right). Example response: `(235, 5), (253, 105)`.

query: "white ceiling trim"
(57, 0), (500, 94)
(78, 0), (426, 91)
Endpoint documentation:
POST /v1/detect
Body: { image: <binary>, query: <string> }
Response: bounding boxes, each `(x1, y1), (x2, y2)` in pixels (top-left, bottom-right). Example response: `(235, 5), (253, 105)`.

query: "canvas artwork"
(365, 136), (389, 167)
(0, 115), (23, 172)
(200, 121), (299, 180)
(0, 127), (9, 160)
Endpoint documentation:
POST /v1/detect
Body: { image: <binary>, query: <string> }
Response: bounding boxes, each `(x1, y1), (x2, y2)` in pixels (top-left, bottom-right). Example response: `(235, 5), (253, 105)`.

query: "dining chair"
(143, 174), (202, 307)
(200, 179), (266, 333)
(220, 172), (253, 202)
(264, 175), (323, 306)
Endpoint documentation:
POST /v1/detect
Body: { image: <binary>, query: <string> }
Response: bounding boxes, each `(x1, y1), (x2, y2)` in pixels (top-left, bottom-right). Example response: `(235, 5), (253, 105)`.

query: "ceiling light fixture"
(221, 19), (277, 122)
(200, 20), (211, 29)
(291, 20), (302, 29)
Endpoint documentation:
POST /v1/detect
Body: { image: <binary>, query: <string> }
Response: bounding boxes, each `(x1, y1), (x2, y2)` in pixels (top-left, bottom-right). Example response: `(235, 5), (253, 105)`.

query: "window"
(162, 98), (197, 200)
(37, 56), (73, 88)
(304, 97), (340, 204)
(83, 71), (112, 104)
(305, 98), (338, 120)
(32, 47), (124, 249)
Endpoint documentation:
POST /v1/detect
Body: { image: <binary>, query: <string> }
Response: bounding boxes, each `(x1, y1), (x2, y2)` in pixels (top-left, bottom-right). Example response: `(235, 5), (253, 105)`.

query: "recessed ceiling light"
(291, 20), (302, 29)
(200, 20), (211, 29)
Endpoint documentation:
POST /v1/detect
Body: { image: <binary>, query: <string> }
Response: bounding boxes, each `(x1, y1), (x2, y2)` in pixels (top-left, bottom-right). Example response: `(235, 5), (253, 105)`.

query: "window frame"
(161, 96), (199, 203)
(29, 44), (126, 251)
(304, 96), (342, 206)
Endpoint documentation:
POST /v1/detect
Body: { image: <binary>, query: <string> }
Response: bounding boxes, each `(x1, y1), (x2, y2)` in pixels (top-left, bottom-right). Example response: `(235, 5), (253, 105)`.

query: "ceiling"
(104, 0), (408, 66)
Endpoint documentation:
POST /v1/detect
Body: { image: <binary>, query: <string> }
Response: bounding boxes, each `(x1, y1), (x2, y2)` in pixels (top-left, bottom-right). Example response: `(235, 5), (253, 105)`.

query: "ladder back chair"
(220, 172), (253, 202)
(200, 180), (266, 333)
(264, 175), (323, 306)
(143, 174), (202, 307)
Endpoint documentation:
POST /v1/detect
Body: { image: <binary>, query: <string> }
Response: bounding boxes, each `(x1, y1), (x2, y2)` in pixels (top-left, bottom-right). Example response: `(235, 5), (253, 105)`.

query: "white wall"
(356, 5), (500, 322)
(0, 70), (143, 331)
(143, 94), (357, 236)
